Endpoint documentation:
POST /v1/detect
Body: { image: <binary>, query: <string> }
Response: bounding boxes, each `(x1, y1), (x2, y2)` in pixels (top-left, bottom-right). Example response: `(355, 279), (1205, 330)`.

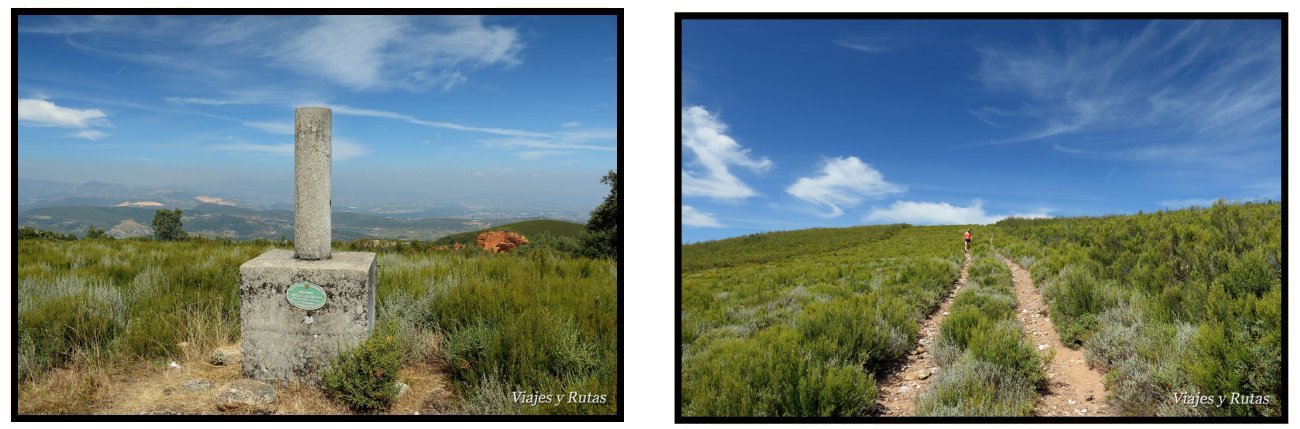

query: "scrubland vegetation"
(916, 252), (1043, 416)
(681, 201), (1280, 418)
(17, 236), (616, 415)
(681, 225), (964, 416)
(995, 201), (1281, 417)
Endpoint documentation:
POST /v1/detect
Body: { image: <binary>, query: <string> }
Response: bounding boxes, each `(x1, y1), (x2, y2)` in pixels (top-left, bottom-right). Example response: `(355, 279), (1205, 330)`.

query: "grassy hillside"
(681, 224), (966, 416)
(994, 201), (1281, 417)
(431, 219), (586, 245)
(680, 201), (1281, 417)
(17, 237), (617, 415)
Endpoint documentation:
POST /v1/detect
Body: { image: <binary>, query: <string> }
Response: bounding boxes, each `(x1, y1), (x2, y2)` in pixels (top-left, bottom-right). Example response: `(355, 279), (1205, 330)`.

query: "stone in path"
(875, 254), (971, 416)
(1003, 258), (1112, 417)
(211, 345), (241, 366)
(215, 379), (277, 414)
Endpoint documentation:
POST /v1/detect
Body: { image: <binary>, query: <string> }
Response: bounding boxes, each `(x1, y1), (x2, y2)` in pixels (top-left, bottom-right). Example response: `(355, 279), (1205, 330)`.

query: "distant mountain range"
(17, 178), (593, 239)
(17, 203), (540, 241)
(17, 178), (598, 240)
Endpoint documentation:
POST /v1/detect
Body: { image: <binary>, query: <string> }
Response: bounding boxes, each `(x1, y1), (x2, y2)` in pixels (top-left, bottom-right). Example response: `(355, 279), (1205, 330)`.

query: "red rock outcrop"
(476, 231), (529, 253)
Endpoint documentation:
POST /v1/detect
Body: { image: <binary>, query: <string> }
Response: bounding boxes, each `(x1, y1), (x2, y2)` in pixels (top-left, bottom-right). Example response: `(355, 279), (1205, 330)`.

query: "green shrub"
(915, 354), (1037, 416)
(796, 295), (912, 373)
(444, 318), (501, 385)
(938, 306), (987, 351)
(1046, 265), (1107, 346)
(17, 276), (127, 380)
(321, 324), (404, 413)
(967, 320), (1044, 388)
(18, 226), (76, 240)
(997, 202), (1282, 416)
(682, 326), (876, 417)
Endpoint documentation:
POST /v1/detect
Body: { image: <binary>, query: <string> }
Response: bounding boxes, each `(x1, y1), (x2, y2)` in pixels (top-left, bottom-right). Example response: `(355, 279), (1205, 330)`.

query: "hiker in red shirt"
(964, 229), (972, 253)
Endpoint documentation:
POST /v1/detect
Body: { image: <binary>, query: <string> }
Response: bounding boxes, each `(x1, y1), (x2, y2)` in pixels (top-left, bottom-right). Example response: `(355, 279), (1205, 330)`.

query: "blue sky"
(18, 15), (617, 211)
(681, 19), (1282, 243)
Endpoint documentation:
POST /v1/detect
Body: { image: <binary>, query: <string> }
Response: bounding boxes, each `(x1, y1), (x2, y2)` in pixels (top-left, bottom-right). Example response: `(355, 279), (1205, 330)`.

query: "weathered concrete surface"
(239, 249), (376, 383)
(294, 107), (332, 260)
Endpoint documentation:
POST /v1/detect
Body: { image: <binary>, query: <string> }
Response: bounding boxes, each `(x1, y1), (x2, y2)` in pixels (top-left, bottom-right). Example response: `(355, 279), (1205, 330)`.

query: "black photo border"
(10, 7), (624, 423)
(675, 11), (1287, 424)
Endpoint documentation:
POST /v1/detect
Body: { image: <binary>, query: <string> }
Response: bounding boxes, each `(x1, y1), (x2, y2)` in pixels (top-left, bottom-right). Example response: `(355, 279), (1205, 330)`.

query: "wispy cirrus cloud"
(833, 34), (896, 53)
(681, 105), (773, 202)
(328, 104), (553, 139)
(173, 100), (614, 158)
(26, 15), (523, 92)
(865, 200), (1051, 226)
(970, 20), (1281, 171)
(786, 156), (904, 218)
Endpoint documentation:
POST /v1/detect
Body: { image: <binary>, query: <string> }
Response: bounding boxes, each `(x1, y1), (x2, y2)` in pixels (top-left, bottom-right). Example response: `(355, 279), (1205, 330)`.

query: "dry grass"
(19, 340), (459, 416)
(17, 365), (112, 415)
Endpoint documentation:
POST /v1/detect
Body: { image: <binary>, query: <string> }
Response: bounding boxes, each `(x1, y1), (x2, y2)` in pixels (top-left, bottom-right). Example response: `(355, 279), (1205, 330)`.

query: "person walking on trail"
(964, 229), (972, 253)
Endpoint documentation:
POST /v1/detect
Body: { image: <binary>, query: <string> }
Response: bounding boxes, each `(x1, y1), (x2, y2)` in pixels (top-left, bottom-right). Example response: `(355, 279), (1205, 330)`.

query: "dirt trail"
(87, 343), (456, 415)
(875, 253), (970, 416)
(1003, 258), (1112, 416)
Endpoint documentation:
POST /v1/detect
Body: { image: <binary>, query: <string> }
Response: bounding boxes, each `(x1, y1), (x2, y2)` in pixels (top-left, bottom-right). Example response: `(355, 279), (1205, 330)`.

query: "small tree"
(85, 226), (112, 240)
(152, 209), (188, 241)
(578, 170), (618, 259)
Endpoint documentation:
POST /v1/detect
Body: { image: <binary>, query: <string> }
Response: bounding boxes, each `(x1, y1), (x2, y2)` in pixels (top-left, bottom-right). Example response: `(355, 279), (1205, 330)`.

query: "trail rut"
(1004, 258), (1112, 416)
(875, 253), (970, 416)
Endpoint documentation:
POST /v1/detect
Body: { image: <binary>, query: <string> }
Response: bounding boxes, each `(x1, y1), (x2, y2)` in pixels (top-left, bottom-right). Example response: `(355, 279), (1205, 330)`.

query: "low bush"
(320, 323), (404, 413)
(967, 320), (1044, 387)
(17, 276), (127, 380)
(914, 353), (1037, 416)
(682, 326), (876, 417)
(918, 255), (1042, 416)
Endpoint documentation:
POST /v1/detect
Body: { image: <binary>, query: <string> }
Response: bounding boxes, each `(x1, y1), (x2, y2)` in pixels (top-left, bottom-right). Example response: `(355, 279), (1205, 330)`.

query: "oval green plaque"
(286, 282), (327, 311)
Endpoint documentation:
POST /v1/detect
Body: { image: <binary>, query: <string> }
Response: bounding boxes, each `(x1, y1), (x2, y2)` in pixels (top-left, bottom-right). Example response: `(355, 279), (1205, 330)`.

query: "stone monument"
(238, 107), (377, 384)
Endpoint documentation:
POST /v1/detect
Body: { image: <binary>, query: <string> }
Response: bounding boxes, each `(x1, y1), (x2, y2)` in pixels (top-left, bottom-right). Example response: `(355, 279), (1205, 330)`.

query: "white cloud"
(681, 106), (772, 201)
(682, 205), (723, 228)
(18, 98), (108, 128)
(865, 200), (1051, 225)
(562, 121), (582, 128)
(278, 16), (521, 91)
(786, 156), (904, 217)
(280, 16), (403, 90)
(44, 16), (523, 92)
(69, 129), (107, 140)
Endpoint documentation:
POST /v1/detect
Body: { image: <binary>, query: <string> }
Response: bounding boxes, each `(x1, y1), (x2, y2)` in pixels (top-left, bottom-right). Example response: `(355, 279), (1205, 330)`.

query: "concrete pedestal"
(238, 249), (376, 384)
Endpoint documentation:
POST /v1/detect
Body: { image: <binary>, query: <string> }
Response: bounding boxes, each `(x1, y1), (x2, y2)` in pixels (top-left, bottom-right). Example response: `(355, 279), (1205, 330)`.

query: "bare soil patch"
(875, 253), (971, 416)
(1004, 258), (1112, 416)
